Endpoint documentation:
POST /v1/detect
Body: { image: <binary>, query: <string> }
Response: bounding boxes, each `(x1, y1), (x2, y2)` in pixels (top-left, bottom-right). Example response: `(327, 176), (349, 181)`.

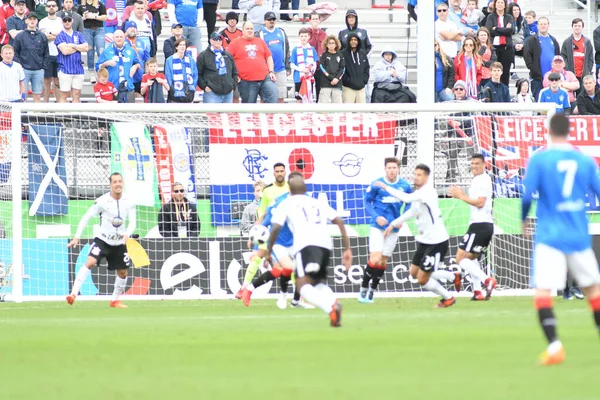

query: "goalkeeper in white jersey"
(379, 164), (457, 308)
(66, 173), (137, 309)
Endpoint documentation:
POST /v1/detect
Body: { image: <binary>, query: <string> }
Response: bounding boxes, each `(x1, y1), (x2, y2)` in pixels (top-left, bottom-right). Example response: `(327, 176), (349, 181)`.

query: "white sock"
(431, 270), (455, 281)
(111, 276), (127, 302)
(314, 283), (337, 308)
(71, 267), (91, 296)
(247, 283), (255, 292)
(547, 340), (563, 355)
(300, 284), (334, 314)
(460, 258), (487, 291)
(423, 278), (453, 300)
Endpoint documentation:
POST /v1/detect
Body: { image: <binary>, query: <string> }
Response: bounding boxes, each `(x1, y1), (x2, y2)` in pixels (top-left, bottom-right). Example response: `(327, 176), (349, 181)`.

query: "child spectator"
(462, 0), (484, 31)
(318, 35), (344, 104)
(539, 71), (571, 114)
(513, 78), (535, 115)
(93, 68), (117, 102)
(476, 27), (496, 87)
(523, 10), (537, 41)
(141, 57), (169, 103)
(482, 61), (510, 102)
(290, 28), (318, 102)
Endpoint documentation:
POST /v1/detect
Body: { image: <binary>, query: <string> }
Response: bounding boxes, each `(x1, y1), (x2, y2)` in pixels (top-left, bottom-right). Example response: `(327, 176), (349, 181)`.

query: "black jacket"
(338, 9), (372, 54)
(197, 46), (238, 95)
(523, 33), (560, 80)
(13, 29), (49, 70)
(485, 12), (514, 47)
(438, 54), (455, 90)
(482, 80), (510, 103)
(158, 199), (200, 238)
(319, 50), (345, 89)
(341, 33), (369, 90)
(163, 36), (178, 61)
(592, 25), (600, 65)
(576, 88), (600, 115)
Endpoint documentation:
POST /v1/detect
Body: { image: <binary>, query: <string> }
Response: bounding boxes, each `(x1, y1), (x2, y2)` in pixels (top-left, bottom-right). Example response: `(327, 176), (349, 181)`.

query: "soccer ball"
(249, 225), (270, 245)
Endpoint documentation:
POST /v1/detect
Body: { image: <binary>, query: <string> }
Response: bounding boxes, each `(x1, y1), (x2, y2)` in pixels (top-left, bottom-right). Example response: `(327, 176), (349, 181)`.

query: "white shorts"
(272, 243), (294, 269)
(275, 71), (288, 99)
(533, 243), (600, 290)
(58, 71), (84, 91)
(369, 227), (398, 257)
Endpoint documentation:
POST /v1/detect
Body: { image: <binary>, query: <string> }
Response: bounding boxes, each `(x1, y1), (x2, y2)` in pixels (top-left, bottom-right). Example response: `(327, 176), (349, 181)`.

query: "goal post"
(2, 102), (557, 303)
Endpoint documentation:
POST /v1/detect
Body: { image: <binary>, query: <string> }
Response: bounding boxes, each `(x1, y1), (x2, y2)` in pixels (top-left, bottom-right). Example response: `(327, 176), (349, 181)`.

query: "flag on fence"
(110, 123), (159, 207)
(0, 129), (10, 184)
(28, 124), (68, 216)
(153, 125), (196, 205)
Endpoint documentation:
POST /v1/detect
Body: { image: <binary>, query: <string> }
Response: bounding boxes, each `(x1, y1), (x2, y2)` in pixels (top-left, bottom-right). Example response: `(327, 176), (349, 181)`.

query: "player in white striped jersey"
(66, 173), (136, 308)
(379, 164), (457, 308)
(449, 154), (497, 301)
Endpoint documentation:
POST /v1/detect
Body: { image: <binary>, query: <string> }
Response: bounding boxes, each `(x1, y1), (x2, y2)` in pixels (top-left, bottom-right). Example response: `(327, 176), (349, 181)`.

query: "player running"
(360, 157), (412, 303)
(66, 173), (136, 308)
(236, 163), (289, 299)
(380, 164), (456, 308)
(267, 174), (352, 327)
(448, 154), (497, 300)
(522, 114), (600, 366)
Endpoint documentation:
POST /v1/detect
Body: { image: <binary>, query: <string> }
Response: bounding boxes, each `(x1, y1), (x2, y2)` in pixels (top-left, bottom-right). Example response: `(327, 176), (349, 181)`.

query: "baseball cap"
(61, 11), (73, 20)
(26, 12), (38, 19)
(453, 80), (467, 90)
(15, 0), (26, 4)
(124, 21), (137, 31)
(210, 32), (223, 41)
(264, 11), (276, 20)
(552, 55), (565, 63)
(171, 23), (183, 29)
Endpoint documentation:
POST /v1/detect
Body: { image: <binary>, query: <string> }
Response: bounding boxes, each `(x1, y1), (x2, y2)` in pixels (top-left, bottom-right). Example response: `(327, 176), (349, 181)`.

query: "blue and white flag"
(28, 124), (68, 216)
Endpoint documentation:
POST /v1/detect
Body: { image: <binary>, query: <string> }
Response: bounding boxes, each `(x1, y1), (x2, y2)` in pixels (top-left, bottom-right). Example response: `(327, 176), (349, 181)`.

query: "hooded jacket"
(197, 45), (238, 95)
(338, 9), (372, 54)
(372, 47), (407, 84)
(341, 32), (369, 90)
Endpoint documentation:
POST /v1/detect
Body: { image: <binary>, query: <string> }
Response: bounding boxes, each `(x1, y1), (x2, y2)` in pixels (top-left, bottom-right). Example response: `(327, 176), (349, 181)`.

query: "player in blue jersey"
(359, 157), (412, 303)
(522, 114), (600, 366)
(240, 172), (314, 309)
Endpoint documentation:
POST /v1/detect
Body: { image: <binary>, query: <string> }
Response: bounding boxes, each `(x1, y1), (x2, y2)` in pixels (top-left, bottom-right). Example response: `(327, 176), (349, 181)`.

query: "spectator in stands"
(0, 44), (24, 101)
(523, 10), (537, 41)
(462, 0), (484, 31)
(238, 0), (279, 33)
(407, 0), (417, 22)
(127, 1), (154, 56)
(452, 80), (467, 100)
(435, 39), (454, 102)
(485, 0), (513, 86)
(539, 72), (570, 114)
(507, 2), (524, 80)
(202, 0), (217, 43)
(481, 61), (510, 102)
(164, 37), (198, 103)
(0, 0), (15, 49)
(93, 67), (117, 102)
(593, 23), (600, 77)
(78, 0), (107, 84)
(227, 21), (277, 103)
(512, 78), (534, 107)
(167, 0), (202, 51)
(447, 0), (472, 37)
(308, 11), (325, 101)
(158, 182), (200, 238)
(13, 12), (48, 103)
(318, 35), (344, 104)
(338, 10), (372, 54)
(576, 74), (600, 115)
(141, 57), (169, 102)
(122, 0), (154, 23)
(256, 11), (289, 103)
(476, 27), (496, 88)
(288, 0), (315, 22)
(58, 0), (84, 33)
(124, 20), (150, 94)
(453, 37), (481, 100)
(95, 29), (140, 103)
(240, 181), (265, 235)
(290, 27), (317, 102)
(341, 32), (369, 103)
(542, 55), (579, 106)
(26, 0), (46, 19)
(435, 2), (462, 58)
(373, 47), (407, 85)
(197, 31), (237, 103)
(55, 11), (88, 103)
(523, 16), (559, 101)
(220, 11), (241, 51)
(163, 23), (183, 60)
(6, 0), (27, 46)
(561, 18), (593, 96)
(39, 1), (62, 102)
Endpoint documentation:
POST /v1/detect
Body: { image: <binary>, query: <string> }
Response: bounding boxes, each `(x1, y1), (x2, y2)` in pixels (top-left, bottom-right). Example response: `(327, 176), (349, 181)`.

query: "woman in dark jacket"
(485, 0), (514, 86)
(435, 40), (455, 101)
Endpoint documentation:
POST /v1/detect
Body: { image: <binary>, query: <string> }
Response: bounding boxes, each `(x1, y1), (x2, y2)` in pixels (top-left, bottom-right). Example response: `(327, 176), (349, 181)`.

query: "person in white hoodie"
(372, 47), (407, 85)
(512, 78), (535, 115)
(238, 0), (280, 32)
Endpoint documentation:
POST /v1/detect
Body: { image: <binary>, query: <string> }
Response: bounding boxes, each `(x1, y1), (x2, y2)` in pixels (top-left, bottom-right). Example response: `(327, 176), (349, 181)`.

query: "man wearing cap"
(524, 16), (560, 101)
(539, 71), (571, 115)
(542, 55), (579, 105)
(124, 20), (149, 94)
(238, 0), (280, 33)
(39, 0), (64, 102)
(13, 12), (48, 103)
(338, 9), (372, 54)
(167, 0), (203, 52)
(55, 11), (88, 102)
(197, 31), (237, 103)
(6, 0), (27, 46)
(256, 11), (288, 103)
(163, 23), (184, 60)
(220, 11), (241, 51)
(452, 80), (468, 101)
(57, 0), (84, 34)
(127, 1), (153, 56)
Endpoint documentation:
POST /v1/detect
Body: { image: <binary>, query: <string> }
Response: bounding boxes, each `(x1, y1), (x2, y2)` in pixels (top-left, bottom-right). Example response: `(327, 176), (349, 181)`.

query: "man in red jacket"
(307, 11), (326, 101)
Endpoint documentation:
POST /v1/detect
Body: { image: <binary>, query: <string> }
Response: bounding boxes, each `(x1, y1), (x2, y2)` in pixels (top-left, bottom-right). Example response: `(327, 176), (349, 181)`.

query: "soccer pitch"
(2, 298), (598, 400)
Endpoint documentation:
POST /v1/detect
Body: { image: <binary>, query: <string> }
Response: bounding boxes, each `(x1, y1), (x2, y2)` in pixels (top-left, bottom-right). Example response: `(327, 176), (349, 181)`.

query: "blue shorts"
(24, 69), (44, 94)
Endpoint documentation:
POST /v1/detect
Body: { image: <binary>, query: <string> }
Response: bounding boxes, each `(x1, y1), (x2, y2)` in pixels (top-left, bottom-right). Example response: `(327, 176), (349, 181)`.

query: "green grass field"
(2, 297), (598, 400)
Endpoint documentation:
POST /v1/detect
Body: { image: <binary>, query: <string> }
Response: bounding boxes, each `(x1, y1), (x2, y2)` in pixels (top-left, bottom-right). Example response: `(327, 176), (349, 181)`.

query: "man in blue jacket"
(13, 12), (49, 103)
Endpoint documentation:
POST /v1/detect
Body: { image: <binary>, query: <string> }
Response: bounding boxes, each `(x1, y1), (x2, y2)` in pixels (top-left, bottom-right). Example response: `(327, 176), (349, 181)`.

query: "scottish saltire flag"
(28, 124), (68, 216)
(208, 112), (397, 225)
(153, 125), (196, 204)
(110, 123), (158, 207)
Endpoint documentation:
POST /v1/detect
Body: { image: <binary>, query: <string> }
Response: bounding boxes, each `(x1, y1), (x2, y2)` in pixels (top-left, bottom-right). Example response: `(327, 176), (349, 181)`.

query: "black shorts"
(88, 238), (131, 270)
(458, 222), (494, 254)
(133, 81), (142, 94)
(411, 240), (449, 272)
(294, 246), (330, 281)
(44, 56), (58, 79)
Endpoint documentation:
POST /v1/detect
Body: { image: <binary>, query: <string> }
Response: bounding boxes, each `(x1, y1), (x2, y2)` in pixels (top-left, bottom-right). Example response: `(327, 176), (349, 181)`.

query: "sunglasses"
(266, 18), (276, 21)
(437, 9), (448, 12)
(212, 37), (223, 41)
(454, 88), (465, 91)
(63, 18), (72, 22)
(173, 189), (185, 193)
(464, 43), (474, 47)
(549, 78), (560, 82)
(46, 4), (57, 7)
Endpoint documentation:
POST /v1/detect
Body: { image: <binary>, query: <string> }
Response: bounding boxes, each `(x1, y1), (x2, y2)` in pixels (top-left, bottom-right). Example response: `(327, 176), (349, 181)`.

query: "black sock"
(362, 266), (374, 289)
(253, 271), (275, 289)
(279, 276), (290, 293)
(593, 310), (600, 333)
(538, 307), (558, 344)
(293, 289), (301, 302)
(370, 268), (384, 290)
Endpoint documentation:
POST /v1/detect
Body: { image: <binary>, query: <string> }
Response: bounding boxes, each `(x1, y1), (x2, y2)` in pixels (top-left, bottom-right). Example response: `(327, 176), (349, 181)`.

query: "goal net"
(0, 102), (559, 302)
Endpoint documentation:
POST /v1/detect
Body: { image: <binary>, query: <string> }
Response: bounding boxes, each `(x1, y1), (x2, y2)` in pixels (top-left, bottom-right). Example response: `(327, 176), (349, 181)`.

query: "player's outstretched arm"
(384, 207), (416, 238)
(373, 181), (422, 203)
(332, 216), (352, 270)
(68, 202), (100, 248)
